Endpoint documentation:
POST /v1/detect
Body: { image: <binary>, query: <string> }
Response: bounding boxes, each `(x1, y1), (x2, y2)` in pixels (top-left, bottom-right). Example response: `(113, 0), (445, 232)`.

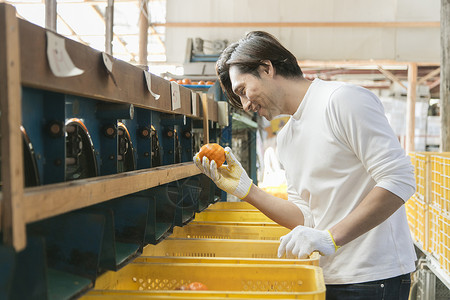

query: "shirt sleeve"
(328, 85), (416, 202)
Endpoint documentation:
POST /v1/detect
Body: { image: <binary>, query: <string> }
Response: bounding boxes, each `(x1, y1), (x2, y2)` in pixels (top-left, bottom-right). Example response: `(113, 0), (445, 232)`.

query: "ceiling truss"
(8, 0), (441, 96)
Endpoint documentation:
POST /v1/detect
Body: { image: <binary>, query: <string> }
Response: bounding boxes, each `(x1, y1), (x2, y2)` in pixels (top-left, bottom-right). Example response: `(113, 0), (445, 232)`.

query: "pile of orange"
(169, 78), (214, 85)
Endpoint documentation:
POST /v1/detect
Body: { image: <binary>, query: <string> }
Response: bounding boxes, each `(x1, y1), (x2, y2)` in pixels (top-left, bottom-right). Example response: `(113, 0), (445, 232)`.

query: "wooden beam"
(377, 65), (407, 90)
(150, 21), (440, 28)
(429, 78), (441, 90)
(12, 0), (141, 4)
(105, 0), (114, 54)
(298, 60), (439, 68)
(17, 18), (205, 118)
(23, 163), (201, 224)
(201, 93), (209, 143)
(0, 3), (26, 251)
(406, 63), (418, 152)
(45, 0), (56, 31)
(138, 0), (148, 66)
(208, 95), (219, 122)
(54, 33), (164, 38)
(130, 1), (166, 51)
(442, 0), (450, 151)
(418, 67), (441, 85)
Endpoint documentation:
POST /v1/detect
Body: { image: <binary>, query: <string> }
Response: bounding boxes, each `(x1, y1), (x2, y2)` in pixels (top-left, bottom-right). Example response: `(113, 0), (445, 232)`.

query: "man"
(194, 31), (416, 300)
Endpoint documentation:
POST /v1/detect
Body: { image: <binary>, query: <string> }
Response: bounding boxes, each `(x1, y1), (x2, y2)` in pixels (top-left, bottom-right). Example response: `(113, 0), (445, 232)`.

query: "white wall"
(165, 0), (440, 64)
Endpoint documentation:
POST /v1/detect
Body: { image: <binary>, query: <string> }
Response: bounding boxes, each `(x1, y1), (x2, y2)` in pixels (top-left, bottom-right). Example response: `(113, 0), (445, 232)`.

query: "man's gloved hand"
(194, 147), (253, 199)
(278, 225), (340, 259)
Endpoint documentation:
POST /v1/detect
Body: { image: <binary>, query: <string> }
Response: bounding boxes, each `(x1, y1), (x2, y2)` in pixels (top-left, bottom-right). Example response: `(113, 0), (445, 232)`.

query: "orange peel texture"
(198, 143), (226, 167)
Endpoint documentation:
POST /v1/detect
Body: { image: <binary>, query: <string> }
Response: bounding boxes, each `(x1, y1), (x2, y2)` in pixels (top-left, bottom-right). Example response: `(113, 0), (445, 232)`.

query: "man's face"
(229, 65), (283, 121)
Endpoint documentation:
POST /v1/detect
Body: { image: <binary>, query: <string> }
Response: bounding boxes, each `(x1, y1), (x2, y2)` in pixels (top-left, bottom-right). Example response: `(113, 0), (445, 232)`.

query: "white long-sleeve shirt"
(277, 78), (416, 284)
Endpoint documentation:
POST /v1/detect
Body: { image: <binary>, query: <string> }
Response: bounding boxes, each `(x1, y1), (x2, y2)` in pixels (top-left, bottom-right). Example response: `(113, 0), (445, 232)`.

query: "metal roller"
(20, 126), (40, 187)
(150, 125), (161, 167)
(65, 118), (98, 181)
(117, 122), (136, 172)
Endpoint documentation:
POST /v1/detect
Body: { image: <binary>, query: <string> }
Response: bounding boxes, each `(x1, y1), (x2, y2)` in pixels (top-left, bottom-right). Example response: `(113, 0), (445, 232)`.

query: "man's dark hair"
(216, 31), (303, 109)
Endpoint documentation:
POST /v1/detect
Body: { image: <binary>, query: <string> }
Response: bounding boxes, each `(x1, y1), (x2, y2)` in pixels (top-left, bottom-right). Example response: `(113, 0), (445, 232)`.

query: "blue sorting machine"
(0, 5), (224, 299)
(2, 91), (220, 300)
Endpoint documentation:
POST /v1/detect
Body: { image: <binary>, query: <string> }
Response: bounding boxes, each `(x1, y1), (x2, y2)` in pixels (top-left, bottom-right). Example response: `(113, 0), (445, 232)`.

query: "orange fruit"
(198, 80), (206, 85)
(198, 143), (226, 167)
(206, 81), (214, 85)
(182, 78), (192, 85)
(188, 282), (208, 290)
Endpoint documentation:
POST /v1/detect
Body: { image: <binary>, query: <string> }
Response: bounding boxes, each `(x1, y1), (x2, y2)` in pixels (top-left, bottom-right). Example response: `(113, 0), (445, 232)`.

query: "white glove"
(278, 225), (339, 259)
(194, 147), (253, 199)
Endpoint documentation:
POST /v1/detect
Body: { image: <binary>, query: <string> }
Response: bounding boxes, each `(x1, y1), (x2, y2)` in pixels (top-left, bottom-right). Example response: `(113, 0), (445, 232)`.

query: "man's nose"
(241, 98), (252, 112)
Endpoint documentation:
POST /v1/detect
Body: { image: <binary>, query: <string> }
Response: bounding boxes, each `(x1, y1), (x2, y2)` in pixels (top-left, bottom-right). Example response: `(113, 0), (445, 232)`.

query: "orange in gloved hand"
(198, 143), (226, 167)
(194, 146), (253, 199)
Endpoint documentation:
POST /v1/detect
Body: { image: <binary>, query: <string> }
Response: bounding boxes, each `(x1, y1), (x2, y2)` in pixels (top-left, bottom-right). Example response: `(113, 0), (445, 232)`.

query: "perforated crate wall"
(414, 153), (428, 202)
(431, 155), (444, 209)
(439, 213), (450, 276)
(427, 204), (440, 258)
(405, 197), (417, 234)
(442, 156), (450, 213)
(414, 196), (427, 249)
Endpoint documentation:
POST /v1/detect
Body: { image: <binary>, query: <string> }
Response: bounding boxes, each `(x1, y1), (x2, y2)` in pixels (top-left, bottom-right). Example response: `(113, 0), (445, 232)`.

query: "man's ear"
(259, 60), (274, 77)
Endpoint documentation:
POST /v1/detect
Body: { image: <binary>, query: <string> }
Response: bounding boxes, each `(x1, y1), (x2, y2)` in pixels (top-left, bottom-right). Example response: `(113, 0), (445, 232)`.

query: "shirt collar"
(292, 78), (319, 120)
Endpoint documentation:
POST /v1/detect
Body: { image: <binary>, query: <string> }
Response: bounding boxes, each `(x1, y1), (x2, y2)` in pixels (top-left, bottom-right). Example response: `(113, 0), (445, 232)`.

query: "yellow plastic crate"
(440, 212), (450, 276)
(414, 153), (438, 200)
(406, 194), (426, 248)
(442, 156), (450, 212)
(141, 238), (304, 260)
(405, 196), (417, 234)
(172, 224), (289, 240)
(134, 255), (319, 266)
(414, 196), (427, 249)
(430, 154), (450, 211)
(89, 262), (325, 299)
(192, 221), (281, 226)
(407, 152), (450, 276)
(408, 152), (415, 165)
(412, 152), (449, 203)
(195, 210), (275, 223)
(84, 289), (323, 299)
(431, 155), (444, 209)
(208, 202), (259, 211)
(427, 204), (440, 257)
(414, 152), (428, 201)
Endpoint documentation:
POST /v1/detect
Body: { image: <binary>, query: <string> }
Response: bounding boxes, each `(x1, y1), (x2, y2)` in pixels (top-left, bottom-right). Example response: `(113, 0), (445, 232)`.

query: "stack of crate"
(430, 155), (450, 276)
(82, 201), (326, 299)
(407, 152), (450, 277)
